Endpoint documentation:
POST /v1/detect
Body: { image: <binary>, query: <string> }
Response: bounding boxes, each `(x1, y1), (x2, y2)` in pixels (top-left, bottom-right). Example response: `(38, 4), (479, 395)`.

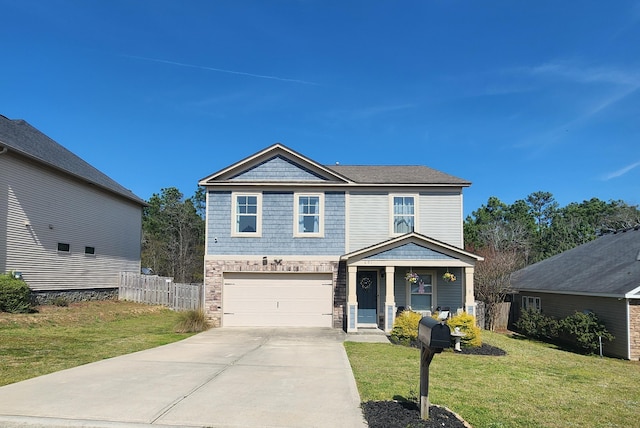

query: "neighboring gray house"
(199, 144), (482, 332)
(0, 115), (146, 299)
(511, 227), (640, 360)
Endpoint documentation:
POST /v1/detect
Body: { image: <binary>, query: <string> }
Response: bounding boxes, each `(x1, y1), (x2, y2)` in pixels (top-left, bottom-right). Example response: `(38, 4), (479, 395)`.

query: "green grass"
(0, 300), (195, 386)
(345, 331), (640, 428)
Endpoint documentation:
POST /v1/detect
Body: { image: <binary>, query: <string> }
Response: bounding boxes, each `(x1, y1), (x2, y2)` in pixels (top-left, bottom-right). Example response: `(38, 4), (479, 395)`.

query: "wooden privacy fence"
(118, 272), (202, 311)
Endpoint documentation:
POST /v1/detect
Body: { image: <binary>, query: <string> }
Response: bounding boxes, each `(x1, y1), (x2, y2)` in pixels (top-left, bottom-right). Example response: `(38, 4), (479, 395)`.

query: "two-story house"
(199, 144), (482, 332)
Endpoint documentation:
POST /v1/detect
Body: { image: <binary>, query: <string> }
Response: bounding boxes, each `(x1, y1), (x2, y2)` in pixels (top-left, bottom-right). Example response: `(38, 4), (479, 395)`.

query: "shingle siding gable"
(365, 243), (455, 261)
(232, 155), (328, 182)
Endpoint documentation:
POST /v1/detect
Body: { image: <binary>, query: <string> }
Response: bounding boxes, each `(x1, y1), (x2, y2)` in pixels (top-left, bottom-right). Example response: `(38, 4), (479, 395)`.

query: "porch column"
(384, 266), (396, 333)
(347, 266), (358, 332)
(464, 267), (476, 316)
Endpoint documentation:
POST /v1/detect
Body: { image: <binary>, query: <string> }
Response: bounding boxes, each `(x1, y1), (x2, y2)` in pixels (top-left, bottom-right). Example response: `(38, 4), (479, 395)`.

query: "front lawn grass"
(345, 331), (640, 428)
(0, 300), (194, 386)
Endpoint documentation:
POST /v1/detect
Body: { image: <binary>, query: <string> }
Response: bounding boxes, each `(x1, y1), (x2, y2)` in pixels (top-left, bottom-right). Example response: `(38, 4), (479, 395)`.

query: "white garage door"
(222, 273), (333, 327)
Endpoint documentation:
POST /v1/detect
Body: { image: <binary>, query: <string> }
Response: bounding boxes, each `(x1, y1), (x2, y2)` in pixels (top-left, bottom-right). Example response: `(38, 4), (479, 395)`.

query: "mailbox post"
(417, 316), (451, 420)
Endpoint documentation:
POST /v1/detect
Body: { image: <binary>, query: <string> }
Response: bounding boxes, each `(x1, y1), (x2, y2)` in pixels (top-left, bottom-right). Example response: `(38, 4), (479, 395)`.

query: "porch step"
(345, 328), (390, 343)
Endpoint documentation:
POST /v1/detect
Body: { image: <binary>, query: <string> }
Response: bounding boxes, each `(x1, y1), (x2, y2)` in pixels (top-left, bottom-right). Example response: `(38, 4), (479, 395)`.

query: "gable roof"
(199, 143), (352, 185)
(341, 231), (483, 265)
(0, 115), (145, 205)
(199, 143), (471, 187)
(511, 227), (640, 298)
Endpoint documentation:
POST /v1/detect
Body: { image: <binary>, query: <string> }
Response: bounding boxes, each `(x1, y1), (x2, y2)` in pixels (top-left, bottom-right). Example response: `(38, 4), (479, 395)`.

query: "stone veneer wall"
(204, 259), (344, 329)
(630, 300), (640, 361)
(31, 288), (118, 305)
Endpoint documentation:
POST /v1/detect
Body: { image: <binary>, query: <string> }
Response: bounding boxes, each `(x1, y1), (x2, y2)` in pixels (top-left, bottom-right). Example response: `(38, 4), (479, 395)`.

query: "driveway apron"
(0, 328), (368, 428)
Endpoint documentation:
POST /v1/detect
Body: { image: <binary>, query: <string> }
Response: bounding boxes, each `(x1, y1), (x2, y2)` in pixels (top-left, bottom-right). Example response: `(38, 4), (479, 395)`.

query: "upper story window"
(295, 193), (324, 237)
(232, 193), (261, 236)
(392, 195), (415, 234)
(57, 242), (70, 253)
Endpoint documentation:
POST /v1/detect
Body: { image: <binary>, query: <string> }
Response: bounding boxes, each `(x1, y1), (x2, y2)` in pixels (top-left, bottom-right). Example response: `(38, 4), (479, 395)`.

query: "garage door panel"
(222, 274), (333, 327)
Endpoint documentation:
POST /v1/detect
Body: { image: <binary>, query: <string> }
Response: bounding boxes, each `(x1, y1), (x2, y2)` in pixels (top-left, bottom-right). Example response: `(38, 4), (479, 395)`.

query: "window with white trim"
(409, 272), (432, 311)
(392, 195), (415, 234)
(522, 296), (541, 312)
(295, 193), (323, 236)
(232, 193), (261, 236)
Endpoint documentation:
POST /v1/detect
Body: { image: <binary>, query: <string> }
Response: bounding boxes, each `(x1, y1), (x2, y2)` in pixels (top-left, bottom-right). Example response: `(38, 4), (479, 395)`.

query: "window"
(295, 194), (323, 236)
(57, 242), (70, 253)
(232, 193), (261, 236)
(522, 296), (541, 312)
(409, 272), (432, 311)
(392, 196), (415, 234)
(84, 246), (95, 255)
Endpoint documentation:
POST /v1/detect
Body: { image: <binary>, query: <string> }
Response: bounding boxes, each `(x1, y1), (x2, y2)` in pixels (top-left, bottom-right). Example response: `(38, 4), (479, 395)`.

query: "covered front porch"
(342, 232), (482, 333)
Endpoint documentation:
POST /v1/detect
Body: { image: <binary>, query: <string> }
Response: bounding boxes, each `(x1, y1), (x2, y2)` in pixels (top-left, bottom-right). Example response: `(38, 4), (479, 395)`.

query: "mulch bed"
(362, 401), (471, 428)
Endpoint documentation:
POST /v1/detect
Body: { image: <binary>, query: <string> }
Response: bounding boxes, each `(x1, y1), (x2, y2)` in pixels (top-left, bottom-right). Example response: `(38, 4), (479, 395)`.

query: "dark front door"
(356, 271), (377, 324)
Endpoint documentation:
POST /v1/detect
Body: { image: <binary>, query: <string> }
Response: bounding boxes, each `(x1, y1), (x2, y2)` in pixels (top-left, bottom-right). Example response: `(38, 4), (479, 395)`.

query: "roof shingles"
(0, 115), (145, 205)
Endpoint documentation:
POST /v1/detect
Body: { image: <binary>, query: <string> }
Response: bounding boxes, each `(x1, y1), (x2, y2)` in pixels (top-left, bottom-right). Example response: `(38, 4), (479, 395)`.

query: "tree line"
(141, 187), (205, 283)
(465, 191), (640, 329)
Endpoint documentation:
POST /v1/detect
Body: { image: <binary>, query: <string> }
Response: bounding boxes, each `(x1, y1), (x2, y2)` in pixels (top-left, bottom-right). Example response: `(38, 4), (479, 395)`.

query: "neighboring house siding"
(347, 192), (389, 252)
(630, 300), (640, 361)
(207, 190), (345, 255)
(1, 154), (142, 290)
(519, 291), (629, 359)
(419, 191), (462, 248)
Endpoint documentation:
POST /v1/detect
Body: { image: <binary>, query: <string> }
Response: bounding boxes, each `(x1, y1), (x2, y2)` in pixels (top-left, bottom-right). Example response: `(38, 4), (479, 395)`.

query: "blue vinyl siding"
(207, 191), (345, 255)
(231, 155), (327, 181)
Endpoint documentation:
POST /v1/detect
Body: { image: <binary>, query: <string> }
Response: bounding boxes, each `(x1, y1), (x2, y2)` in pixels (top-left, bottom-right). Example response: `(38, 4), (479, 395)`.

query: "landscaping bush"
(447, 312), (482, 347)
(390, 310), (422, 346)
(174, 309), (210, 333)
(514, 308), (559, 340)
(559, 311), (614, 355)
(0, 273), (33, 313)
(515, 308), (614, 355)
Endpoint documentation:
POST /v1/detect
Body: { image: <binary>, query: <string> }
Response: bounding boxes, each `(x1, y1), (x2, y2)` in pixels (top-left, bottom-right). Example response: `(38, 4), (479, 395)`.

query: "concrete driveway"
(0, 328), (368, 428)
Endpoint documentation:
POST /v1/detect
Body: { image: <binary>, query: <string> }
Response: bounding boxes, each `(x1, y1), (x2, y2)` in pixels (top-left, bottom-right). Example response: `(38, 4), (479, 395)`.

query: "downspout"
(0, 146), (7, 155)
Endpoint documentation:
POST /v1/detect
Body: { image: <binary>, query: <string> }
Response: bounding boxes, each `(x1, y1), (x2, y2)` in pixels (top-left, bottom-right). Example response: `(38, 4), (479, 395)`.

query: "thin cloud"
(602, 161), (640, 180)
(527, 61), (640, 86)
(125, 54), (321, 86)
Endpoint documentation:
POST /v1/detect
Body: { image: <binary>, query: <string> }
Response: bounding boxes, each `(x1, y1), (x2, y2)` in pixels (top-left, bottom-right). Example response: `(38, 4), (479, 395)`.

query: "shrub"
(174, 309), (210, 333)
(0, 273), (33, 313)
(515, 308), (559, 340)
(447, 312), (482, 347)
(559, 311), (614, 355)
(390, 310), (422, 346)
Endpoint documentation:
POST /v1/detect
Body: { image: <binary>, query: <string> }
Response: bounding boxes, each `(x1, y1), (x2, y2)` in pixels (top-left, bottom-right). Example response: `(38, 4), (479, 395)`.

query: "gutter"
(0, 145), (7, 155)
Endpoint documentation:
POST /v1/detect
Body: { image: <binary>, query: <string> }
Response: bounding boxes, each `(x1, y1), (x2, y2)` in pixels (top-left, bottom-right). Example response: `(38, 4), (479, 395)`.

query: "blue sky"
(2, 1), (639, 217)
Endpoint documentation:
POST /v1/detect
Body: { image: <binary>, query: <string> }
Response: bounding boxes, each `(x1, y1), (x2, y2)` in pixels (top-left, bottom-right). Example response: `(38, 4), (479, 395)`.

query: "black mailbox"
(418, 316), (451, 351)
